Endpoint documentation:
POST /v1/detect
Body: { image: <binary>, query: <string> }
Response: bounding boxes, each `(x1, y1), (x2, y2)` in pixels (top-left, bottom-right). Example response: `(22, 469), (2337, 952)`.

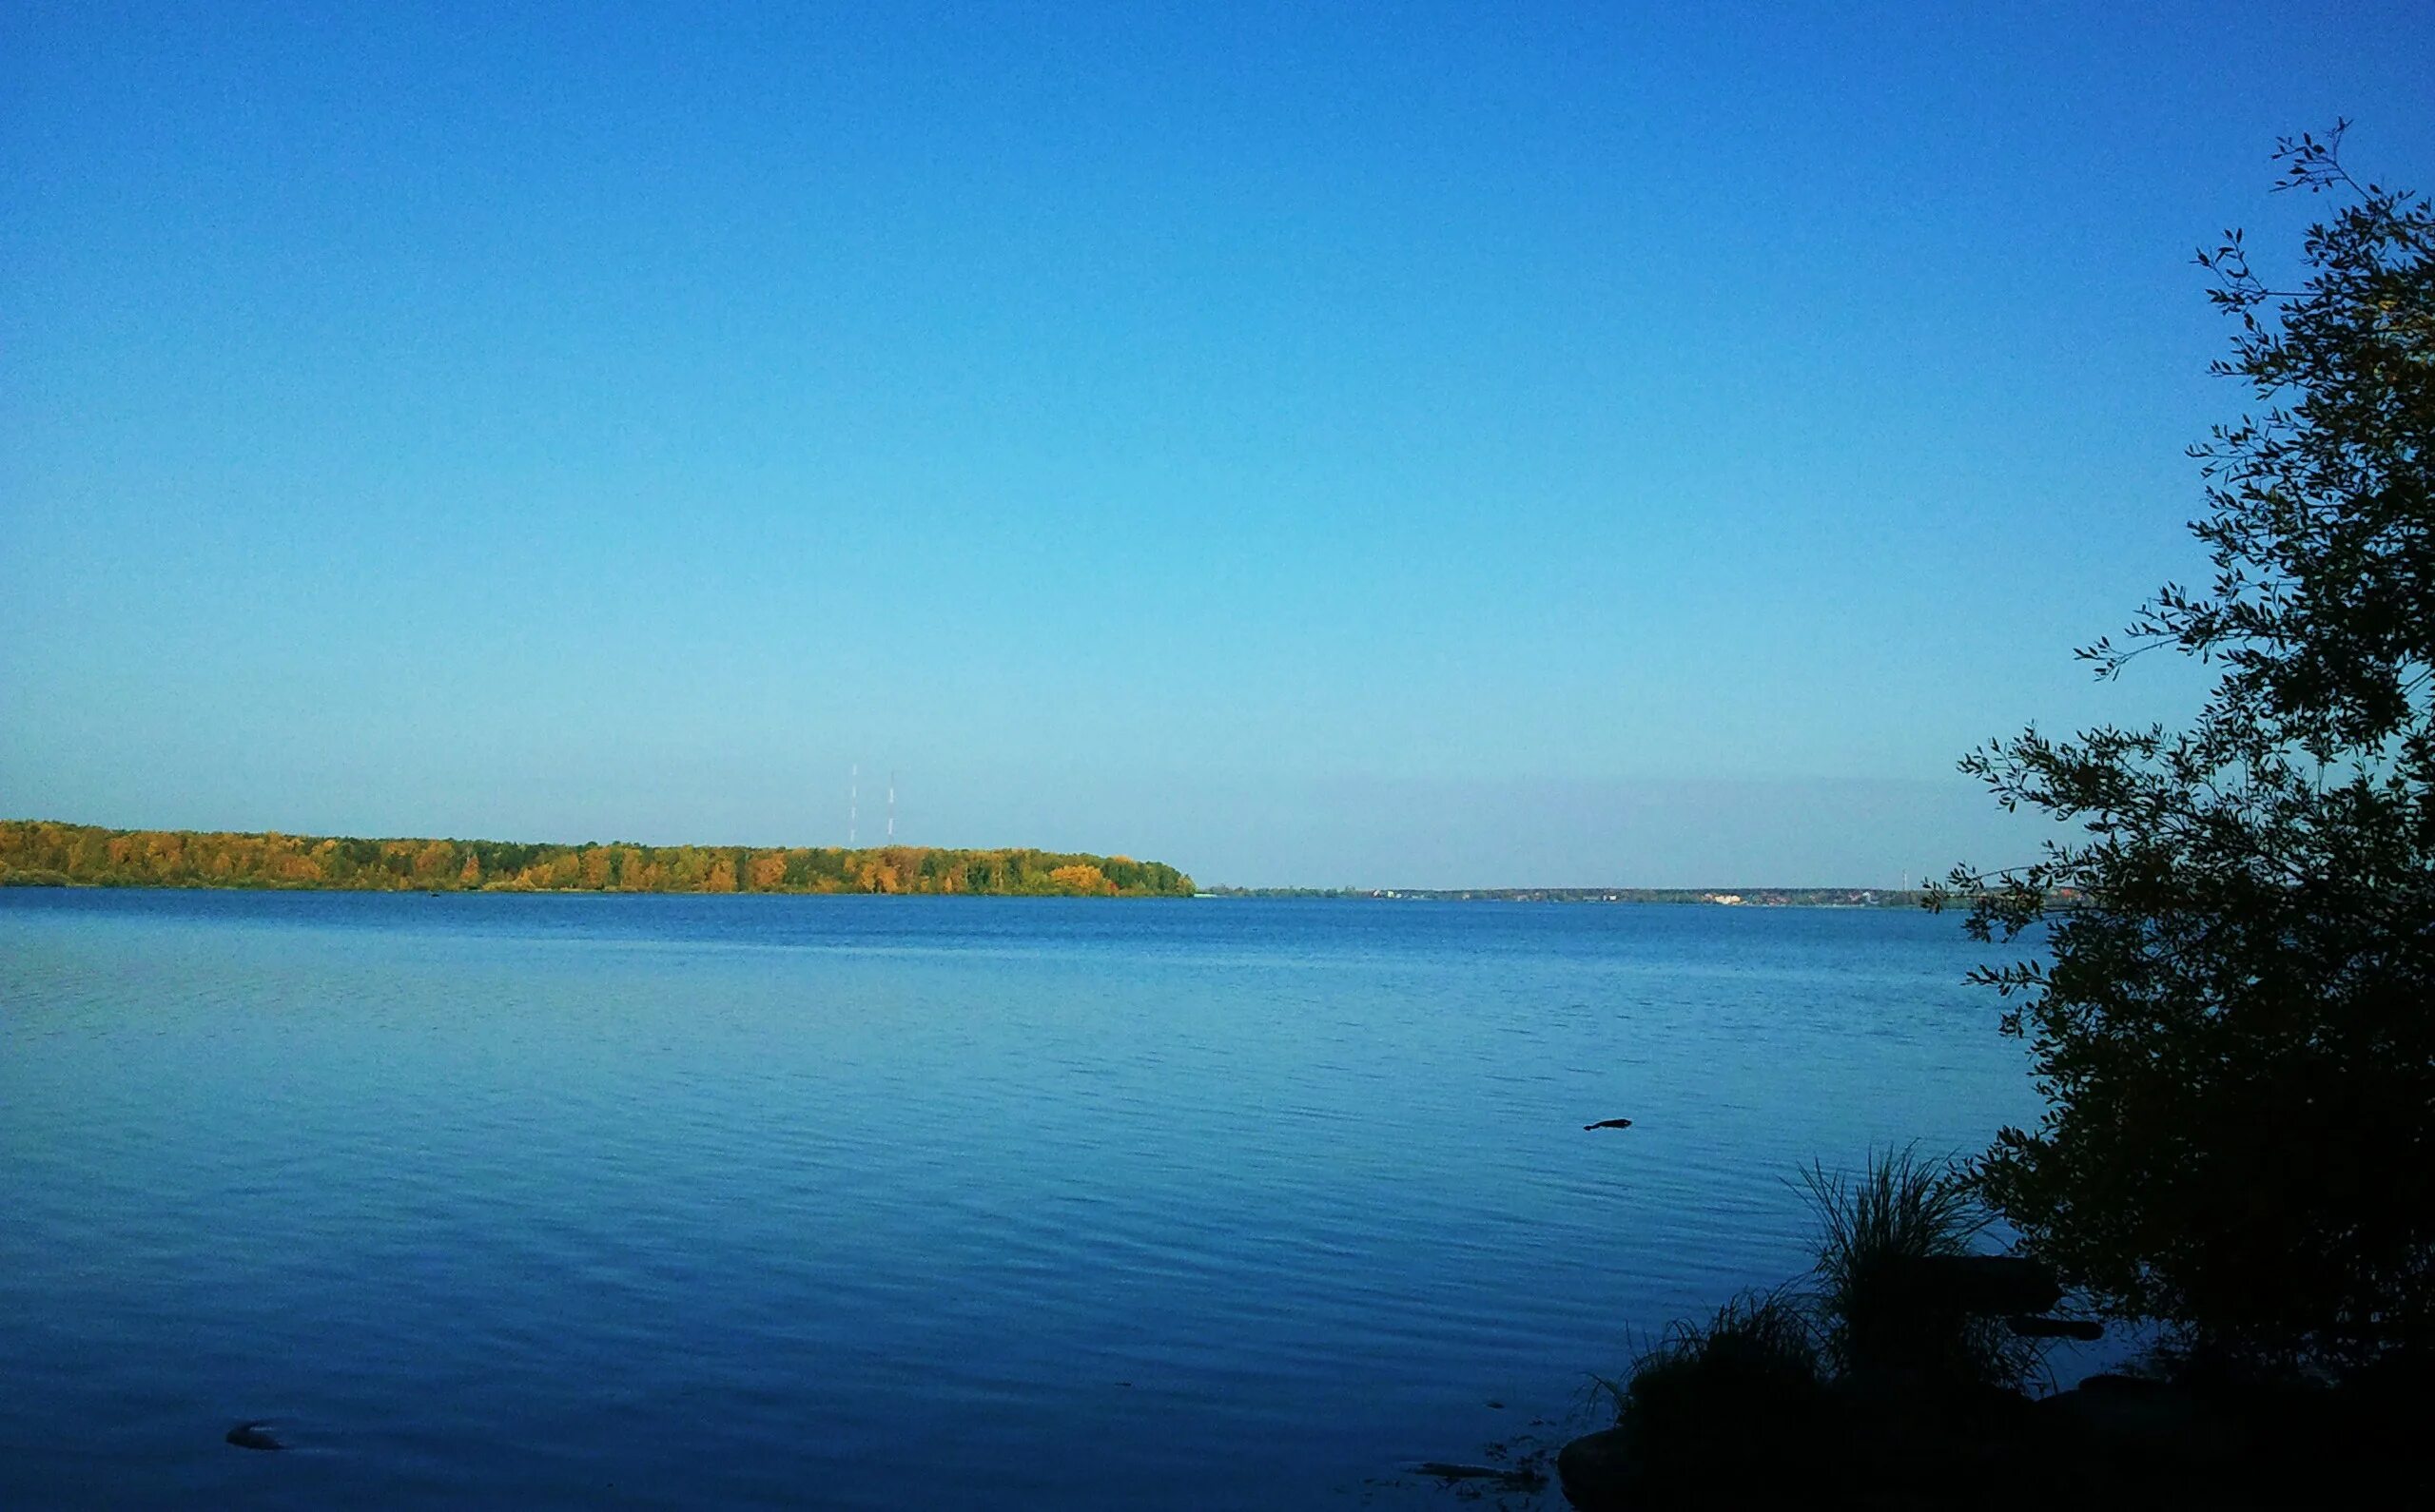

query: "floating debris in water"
(225, 1421), (283, 1452)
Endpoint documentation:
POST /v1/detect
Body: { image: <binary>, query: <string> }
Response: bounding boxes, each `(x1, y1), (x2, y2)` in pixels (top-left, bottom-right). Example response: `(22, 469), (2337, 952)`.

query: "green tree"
(1940, 124), (2434, 1375)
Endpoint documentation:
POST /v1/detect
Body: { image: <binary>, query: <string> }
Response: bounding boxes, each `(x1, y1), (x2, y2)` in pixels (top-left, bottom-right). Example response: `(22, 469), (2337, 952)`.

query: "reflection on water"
(0, 890), (2049, 1508)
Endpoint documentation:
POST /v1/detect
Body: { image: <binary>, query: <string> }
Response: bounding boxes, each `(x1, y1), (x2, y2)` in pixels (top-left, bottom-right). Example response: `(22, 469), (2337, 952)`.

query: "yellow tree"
(1048, 863), (1114, 896)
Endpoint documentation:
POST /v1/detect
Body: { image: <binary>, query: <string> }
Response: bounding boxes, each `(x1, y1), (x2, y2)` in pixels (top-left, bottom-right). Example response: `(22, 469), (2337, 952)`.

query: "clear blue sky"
(5, 3), (2431, 885)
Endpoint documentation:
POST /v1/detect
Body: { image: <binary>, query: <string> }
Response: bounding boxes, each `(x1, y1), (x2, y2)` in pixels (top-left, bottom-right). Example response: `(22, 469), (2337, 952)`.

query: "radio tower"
(886, 769), (897, 843)
(849, 765), (859, 848)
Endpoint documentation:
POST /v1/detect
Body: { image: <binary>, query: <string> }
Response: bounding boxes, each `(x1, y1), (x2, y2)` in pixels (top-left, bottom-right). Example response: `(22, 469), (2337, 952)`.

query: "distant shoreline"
(0, 820), (1977, 908)
(0, 820), (1194, 898)
(5, 879), (1951, 909)
(1194, 886), (1930, 907)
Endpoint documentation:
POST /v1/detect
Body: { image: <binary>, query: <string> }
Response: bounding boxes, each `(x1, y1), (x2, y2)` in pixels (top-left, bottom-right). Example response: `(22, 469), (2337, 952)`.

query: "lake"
(0, 889), (2052, 1507)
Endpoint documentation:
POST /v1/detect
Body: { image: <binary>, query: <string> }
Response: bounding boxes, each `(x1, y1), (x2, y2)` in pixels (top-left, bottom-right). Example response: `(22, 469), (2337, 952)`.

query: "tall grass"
(1609, 1289), (1822, 1410)
(1798, 1145), (2040, 1388)
(1599, 1289), (1833, 1491)
(1589, 1150), (2053, 1499)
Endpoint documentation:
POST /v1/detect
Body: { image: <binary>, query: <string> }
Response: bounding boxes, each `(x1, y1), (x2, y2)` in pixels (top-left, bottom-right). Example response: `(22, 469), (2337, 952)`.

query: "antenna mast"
(849, 765), (859, 848)
(887, 768), (897, 843)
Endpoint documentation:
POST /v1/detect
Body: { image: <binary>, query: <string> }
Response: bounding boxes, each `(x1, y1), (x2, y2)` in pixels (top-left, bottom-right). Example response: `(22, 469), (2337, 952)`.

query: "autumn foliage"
(0, 821), (1194, 898)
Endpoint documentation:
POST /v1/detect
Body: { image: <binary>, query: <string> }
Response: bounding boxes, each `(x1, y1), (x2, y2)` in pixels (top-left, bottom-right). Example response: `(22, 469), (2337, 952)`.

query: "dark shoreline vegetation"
(1553, 1151), (2433, 1510)
(0, 820), (1194, 898)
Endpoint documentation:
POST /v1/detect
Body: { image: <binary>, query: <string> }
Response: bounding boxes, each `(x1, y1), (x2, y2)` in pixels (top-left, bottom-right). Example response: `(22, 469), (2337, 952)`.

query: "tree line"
(0, 821), (1195, 898)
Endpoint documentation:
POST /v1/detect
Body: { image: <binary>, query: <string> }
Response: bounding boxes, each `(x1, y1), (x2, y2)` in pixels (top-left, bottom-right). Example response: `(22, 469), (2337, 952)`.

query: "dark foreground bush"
(1564, 1148), (2435, 1509)
(1590, 1290), (1840, 1502)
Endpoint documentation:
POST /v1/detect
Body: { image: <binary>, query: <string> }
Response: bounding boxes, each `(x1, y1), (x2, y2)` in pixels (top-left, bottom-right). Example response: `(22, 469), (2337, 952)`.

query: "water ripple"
(0, 890), (2055, 1508)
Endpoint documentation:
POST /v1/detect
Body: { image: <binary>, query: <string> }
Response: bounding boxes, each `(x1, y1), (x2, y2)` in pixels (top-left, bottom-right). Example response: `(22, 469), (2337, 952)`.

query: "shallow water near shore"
(2, 889), (2056, 1507)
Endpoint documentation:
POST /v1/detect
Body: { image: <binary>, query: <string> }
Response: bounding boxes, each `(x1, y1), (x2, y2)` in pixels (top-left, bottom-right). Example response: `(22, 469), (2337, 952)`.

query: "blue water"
(1, 890), (2049, 1507)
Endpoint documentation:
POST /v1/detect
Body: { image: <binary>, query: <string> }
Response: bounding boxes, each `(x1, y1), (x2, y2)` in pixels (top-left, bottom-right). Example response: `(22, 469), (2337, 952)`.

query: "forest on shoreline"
(0, 821), (1194, 898)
